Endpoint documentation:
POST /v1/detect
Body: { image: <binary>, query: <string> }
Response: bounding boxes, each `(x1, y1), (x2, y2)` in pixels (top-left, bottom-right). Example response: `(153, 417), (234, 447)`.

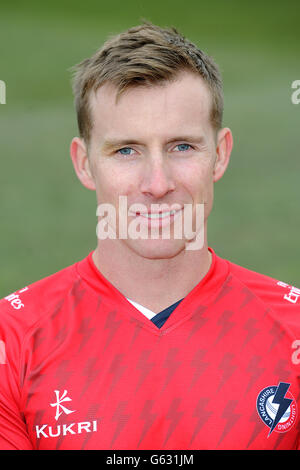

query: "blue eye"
(117, 147), (133, 155)
(176, 144), (192, 152)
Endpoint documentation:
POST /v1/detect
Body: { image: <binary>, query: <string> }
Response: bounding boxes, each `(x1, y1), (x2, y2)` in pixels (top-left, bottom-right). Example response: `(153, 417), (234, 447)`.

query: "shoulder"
(225, 257), (300, 331)
(227, 258), (299, 307)
(0, 259), (82, 334)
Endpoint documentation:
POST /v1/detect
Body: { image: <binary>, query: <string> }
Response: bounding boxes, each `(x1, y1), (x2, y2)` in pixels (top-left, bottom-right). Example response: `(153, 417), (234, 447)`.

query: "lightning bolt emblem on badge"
(256, 381), (297, 437)
(268, 382), (293, 436)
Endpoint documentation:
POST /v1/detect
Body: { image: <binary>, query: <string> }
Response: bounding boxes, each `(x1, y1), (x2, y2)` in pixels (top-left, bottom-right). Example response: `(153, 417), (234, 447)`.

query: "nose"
(140, 155), (176, 199)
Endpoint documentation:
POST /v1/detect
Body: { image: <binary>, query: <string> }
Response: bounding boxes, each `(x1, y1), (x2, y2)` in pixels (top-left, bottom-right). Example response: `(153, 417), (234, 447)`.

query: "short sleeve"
(0, 301), (33, 450)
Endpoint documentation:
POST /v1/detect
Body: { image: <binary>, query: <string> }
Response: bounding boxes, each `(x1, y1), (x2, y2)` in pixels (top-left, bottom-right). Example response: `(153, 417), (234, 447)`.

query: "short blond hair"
(71, 21), (224, 143)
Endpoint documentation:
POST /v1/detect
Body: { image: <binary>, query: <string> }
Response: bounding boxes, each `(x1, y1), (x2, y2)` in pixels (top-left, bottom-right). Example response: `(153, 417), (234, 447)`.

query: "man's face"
(72, 71), (232, 260)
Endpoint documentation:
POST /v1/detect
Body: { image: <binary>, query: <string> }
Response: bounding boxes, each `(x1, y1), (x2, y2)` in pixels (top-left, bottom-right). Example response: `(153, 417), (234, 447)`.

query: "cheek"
(180, 163), (214, 201)
(93, 164), (137, 204)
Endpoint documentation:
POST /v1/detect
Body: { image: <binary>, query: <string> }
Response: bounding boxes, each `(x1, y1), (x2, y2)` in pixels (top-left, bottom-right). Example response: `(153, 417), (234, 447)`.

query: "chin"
(126, 238), (187, 260)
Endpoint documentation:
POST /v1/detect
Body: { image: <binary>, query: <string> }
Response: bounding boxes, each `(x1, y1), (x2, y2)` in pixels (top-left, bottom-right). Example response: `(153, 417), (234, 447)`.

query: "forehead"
(89, 71), (213, 141)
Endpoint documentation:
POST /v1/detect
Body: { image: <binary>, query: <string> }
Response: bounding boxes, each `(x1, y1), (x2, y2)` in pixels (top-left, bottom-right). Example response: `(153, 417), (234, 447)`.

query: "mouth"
(128, 206), (184, 231)
(137, 210), (178, 219)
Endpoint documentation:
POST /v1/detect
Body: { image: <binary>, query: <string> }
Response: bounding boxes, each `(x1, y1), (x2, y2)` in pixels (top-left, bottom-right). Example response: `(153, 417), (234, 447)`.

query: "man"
(0, 22), (299, 450)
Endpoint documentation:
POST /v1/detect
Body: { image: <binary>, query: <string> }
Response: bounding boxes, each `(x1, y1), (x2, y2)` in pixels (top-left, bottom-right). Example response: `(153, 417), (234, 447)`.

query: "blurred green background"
(1, 0), (300, 297)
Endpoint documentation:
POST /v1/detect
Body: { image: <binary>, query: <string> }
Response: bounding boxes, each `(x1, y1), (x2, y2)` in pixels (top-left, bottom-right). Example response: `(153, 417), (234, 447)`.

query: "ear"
(213, 127), (233, 182)
(70, 137), (96, 191)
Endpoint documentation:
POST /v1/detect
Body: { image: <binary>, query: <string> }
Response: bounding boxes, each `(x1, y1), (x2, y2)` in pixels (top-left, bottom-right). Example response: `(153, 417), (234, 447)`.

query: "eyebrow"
(101, 135), (207, 152)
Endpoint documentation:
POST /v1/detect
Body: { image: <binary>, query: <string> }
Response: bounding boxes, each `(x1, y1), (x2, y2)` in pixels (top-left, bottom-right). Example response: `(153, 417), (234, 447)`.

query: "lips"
(138, 210), (178, 219)
(128, 206), (184, 230)
(129, 204), (183, 218)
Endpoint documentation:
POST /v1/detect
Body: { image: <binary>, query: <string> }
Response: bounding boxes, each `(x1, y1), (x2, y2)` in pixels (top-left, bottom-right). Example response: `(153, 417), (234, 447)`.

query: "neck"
(92, 238), (212, 314)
